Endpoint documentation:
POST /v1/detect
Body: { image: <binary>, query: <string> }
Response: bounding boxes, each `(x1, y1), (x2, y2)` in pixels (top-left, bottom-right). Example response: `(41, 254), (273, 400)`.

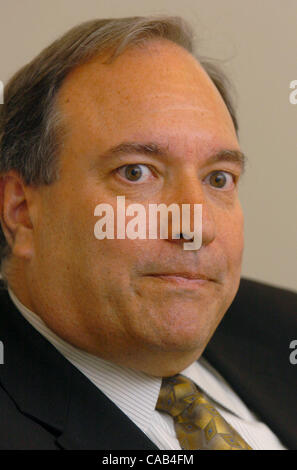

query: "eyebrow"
(99, 142), (247, 172)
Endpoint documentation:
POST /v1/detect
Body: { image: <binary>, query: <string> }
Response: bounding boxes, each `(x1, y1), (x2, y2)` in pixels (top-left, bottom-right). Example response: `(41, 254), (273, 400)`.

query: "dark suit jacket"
(0, 278), (296, 450)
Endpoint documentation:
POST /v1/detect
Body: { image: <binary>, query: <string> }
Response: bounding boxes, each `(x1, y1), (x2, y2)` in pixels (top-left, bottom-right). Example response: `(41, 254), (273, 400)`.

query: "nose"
(164, 171), (216, 249)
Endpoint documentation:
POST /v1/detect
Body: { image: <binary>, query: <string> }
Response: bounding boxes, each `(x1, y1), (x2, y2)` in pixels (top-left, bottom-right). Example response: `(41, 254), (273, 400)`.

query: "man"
(0, 16), (296, 450)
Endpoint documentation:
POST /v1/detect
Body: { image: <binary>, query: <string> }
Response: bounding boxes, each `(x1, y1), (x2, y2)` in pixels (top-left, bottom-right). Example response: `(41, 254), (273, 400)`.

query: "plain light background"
(0, 0), (296, 292)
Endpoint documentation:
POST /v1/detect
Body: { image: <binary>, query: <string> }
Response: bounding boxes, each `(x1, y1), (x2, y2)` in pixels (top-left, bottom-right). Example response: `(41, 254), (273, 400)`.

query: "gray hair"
(0, 15), (238, 279)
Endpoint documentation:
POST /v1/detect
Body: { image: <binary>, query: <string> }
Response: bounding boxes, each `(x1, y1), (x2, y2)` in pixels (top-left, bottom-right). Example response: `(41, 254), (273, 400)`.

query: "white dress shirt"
(8, 287), (286, 450)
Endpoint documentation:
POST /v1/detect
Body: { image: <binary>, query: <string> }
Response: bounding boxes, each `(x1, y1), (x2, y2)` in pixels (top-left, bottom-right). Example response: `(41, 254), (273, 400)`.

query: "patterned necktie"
(156, 374), (252, 450)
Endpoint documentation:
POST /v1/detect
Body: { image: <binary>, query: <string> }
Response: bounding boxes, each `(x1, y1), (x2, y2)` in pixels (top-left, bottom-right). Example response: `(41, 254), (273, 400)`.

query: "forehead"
(59, 39), (211, 100)
(56, 40), (237, 160)
(59, 40), (233, 122)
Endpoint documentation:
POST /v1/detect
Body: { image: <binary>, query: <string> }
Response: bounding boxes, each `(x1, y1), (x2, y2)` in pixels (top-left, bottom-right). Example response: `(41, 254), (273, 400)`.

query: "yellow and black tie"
(156, 374), (252, 450)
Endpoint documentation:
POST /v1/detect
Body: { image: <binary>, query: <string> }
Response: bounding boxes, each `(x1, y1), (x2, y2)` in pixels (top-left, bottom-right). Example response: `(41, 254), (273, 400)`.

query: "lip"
(146, 273), (213, 287)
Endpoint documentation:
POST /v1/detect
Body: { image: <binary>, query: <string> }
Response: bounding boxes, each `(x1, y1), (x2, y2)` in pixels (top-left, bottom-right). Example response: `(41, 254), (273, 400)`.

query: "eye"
(205, 171), (235, 190)
(116, 164), (153, 183)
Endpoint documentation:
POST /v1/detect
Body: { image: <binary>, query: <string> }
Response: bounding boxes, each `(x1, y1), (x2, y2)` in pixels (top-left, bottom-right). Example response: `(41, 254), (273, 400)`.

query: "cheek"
(217, 205), (244, 270)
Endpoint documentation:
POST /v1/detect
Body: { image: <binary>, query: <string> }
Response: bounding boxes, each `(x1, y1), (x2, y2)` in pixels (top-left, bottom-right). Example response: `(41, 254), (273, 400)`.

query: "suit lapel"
(0, 286), (69, 433)
(203, 279), (297, 450)
(56, 365), (157, 450)
(0, 286), (157, 450)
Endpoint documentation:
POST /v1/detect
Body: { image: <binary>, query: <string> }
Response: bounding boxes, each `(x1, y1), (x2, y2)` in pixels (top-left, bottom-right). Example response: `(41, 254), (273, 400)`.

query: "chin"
(147, 322), (211, 356)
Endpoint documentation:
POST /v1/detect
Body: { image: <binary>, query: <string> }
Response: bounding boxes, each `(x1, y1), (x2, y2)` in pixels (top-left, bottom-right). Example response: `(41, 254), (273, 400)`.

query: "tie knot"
(156, 374), (201, 417)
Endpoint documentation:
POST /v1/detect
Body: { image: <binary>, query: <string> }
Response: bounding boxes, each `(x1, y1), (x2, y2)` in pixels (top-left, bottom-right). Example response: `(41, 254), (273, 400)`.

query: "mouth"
(145, 273), (214, 288)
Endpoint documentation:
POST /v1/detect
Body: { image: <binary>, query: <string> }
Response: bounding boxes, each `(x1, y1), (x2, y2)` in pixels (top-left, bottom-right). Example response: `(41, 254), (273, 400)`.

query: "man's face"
(29, 40), (244, 375)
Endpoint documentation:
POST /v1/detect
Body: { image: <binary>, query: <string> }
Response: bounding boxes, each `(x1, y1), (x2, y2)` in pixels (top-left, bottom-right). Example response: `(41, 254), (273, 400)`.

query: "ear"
(0, 171), (35, 260)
